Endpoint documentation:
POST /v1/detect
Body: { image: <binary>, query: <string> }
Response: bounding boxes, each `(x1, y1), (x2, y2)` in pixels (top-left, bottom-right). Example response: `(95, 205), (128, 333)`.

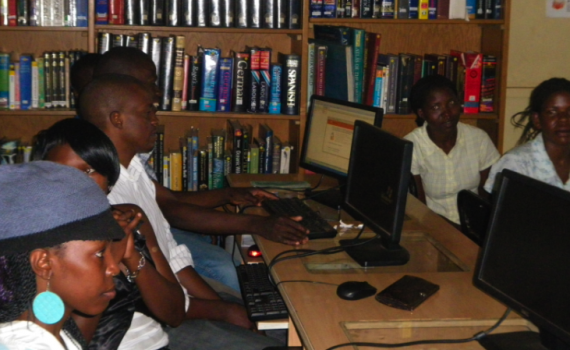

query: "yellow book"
(171, 35), (186, 112)
(419, 0), (429, 19)
(169, 151), (183, 191)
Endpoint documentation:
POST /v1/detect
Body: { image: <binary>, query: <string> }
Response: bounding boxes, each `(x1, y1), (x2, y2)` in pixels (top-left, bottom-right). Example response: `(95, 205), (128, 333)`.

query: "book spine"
(235, 0), (247, 27)
(181, 0), (195, 26)
(180, 138), (188, 191)
(466, 0), (476, 18)
(75, 0), (87, 26)
(483, 0), (493, 19)
(95, 0), (108, 23)
(275, 0), (286, 28)
(352, 28), (365, 103)
(108, 0), (124, 24)
(418, 0), (428, 19)
(386, 55), (398, 113)
(199, 47), (220, 111)
(249, 0), (261, 28)
(8, 64), (16, 109)
(198, 148), (208, 190)
(137, 32), (151, 53)
(436, 0), (449, 19)
(269, 63), (281, 114)
(181, 54), (189, 110)
(58, 52), (66, 107)
(395, 54), (413, 114)
(279, 142), (291, 174)
(221, 0), (232, 27)
(364, 33), (381, 106)
(31, 60), (38, 108)
(372, 64), (385, 107)
(156, 127), (165, 184)
(150, 37), (162, 79)
(323, 0), (336, 17)
(258, 48), (271, 113)
(125, 35), (138, 48)
(493, 0), (501, 19)
(287, 0), (301, 29)
(271, 138), (281, 174)
(166, 0), (179, 26)
(137, 0), (149, 25)
(149, 0), (165, 25)
(344, 0), (352, 17)
(171, 35), (185, 112)
(7, 0), (15, 25)
(240, 126), (249, 174)
(359, 0), (371, 17)
(409, 0), (418, 18)
(159, 36), (175, 111)
(397, 0), (409, 18)
(280, 53), (301, 115)
(170, 151), (182, 191)
(163, 155), (170, 188)
(257, 140), (266, 174)
(97, 32), (111, 54)
(216, 57), (233, 112)
(248, 48), (260, 113)
(262, 0), (274, 28)
(0, 53), (9, 109)
(50, 52), (59, 107)
(314, 44), (327, 96)
(462, 52), (482, 114)
(310, 0), (322, 18)
(43, 52), (52, 108)
(428, 0), (437, 19)
(192, 149), (199, 191)
(231, 52), (249, 112)
(479, 55), (496, 113)
(307, 41), (315, 106)
(196, 0), (207, 26)
(336, 0), (346, 17)
(124, 0), (136, 25)
(111, 34), (124, 48)
(17, 0), (28, 25)
(249, 144), (259, 174)
(351, 0), (359, 17)
(186, 54), (201, 111)
(19, 55), (32, 110)
(209, 0), (221, 26)
(1, 0), (8, 25)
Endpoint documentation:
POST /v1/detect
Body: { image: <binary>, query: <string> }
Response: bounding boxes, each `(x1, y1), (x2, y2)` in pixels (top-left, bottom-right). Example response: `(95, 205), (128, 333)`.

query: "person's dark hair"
(511, 78), (570, 145)
(33, 118), (120, 187)
(70, 53), (102, 98)
(409, 74), (459, 127)
(0, 252), (36, 322)
(94, 47), (155, 77)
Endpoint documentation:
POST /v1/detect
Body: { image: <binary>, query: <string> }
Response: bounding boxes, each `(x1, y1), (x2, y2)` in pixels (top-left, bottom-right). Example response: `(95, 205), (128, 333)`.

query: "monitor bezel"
(473, 169), (570, 347)
(342, 120), (413, 247)
(299, 95), (384, 181)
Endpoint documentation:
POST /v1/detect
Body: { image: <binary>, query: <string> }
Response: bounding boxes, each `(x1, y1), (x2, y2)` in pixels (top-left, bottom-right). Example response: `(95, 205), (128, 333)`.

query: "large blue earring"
(32, 280), (64, 325)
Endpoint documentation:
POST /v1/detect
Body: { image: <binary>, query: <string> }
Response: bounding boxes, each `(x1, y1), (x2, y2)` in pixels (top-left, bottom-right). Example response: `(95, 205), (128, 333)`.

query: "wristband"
(125, 253), (146, 282)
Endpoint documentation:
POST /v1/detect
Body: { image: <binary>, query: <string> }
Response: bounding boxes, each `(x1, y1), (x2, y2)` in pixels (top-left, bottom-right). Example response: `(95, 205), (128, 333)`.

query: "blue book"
(199, 48), (221, 112)
(0, 53), (9, 109)
(216, 57), (233, 112)
(428, 0), (437, 19)
(19, 55), (32, 111)
(269, 64), (281, 114)
(466, 0), (477, 18)
(409, 0), (419, 18)
(95, 0), (109, 24)
(310, 0), (323, 17)
(76, 0), (88, 26)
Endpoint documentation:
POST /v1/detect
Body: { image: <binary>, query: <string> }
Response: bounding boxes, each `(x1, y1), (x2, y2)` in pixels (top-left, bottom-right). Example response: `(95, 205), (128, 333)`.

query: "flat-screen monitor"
(474, 169), (570, 350)
(339, 120), (413, 267)
(299, 95), (383, 208)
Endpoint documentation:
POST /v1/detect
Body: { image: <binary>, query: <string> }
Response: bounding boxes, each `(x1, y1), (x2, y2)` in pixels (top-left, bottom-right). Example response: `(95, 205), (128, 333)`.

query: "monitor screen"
(474, 169), (570, 349)
(300, 95), (383, 180)
(339, 120), (413, 267)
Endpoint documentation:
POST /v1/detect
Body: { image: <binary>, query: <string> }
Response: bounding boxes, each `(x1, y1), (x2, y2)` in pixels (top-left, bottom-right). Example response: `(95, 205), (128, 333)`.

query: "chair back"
(457, 190), (491, 246)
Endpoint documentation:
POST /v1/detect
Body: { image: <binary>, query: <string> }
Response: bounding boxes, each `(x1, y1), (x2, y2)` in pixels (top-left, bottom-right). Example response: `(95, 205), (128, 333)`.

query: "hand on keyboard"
(227, 187), (278, 207)
(250, 214), (310, 246)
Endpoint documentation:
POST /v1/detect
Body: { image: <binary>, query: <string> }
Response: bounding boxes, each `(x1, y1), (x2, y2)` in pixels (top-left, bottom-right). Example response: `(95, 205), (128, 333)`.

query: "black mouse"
(247, 244), (262, 258)
(336, 281), (377, 300)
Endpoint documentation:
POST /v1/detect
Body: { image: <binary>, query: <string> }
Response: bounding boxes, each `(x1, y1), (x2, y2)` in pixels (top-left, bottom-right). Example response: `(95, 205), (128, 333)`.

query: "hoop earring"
(32, 279), (64, 325)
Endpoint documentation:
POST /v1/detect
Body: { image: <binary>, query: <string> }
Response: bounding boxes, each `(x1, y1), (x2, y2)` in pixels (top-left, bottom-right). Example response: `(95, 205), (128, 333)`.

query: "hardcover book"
(19, 55), (31, 110)
(269, 63), (282, 114)
(216, 56), (233, 112)
(307, 41), (316, 105)
(479, 55), (496, 113)
(314, 42), (327, 97)
(227, 119), (243, 173)
(150, 0), (165, 25)
(236, 0), (248, 27)
(263, 0), (275, 28)
(258, 48), (271, 113)
(240, 124), (250, 174)
(0, 53), (9, 108)
(171, 36), (185, 112)
(280, 52), (301, 115)
(275, 0), (286, 28)
(166, 0), (180, 26)
(95, 0), (108, 23)
(258, 123), (273, 174)
(272, 135), (281, 174)
(196, 0), (207, 26)
(221, 0), (232, 27)
(280, 141), (292, 174)
(395, 53), (414, 115)
(209, 0), (221, 26)
(186, 54), (201, 111)
(159, 36), (175, 111)
(409, 0), (419, 18)
(398, 0), (410, 18)
(323, 0), (336, 17)
(137, 0), (149, 25)
(199, 47), (220, 111)
(231, 51), (250, 113)
(287, 0), (301, 28)
(248, 47), (261, 113)
(181, 0), (195, 26)
(364, 32), (382, 106)
(380, 0), (395, 18)
(249, 0), (261, 28)
(310, 0), (323, 18)
(318, 40), (353, 102)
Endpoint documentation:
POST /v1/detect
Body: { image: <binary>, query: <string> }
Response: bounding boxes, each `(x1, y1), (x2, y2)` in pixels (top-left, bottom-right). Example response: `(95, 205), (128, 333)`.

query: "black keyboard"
(262, 197), (337, 239)
(236, 263), (288, 322)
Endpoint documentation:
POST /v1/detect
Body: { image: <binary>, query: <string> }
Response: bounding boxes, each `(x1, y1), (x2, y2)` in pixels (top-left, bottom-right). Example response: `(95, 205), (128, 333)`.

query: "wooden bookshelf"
(0, 0), (511, 166)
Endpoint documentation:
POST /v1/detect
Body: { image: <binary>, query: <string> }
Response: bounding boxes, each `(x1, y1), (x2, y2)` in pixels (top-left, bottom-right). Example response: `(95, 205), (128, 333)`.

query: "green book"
(249, 140), (259, 174)
(0, 53), (9, 109)
(351, 28), (366, 104)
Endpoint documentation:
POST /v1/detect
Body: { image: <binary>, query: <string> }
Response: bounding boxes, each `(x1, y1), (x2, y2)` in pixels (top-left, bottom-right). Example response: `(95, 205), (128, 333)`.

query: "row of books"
(310, 0), (503, 20)
(96, 0), (302, 29)
(308, 25), (496, 114)
(0, 0), (88, 26)
(99, 33), (302, 115)
(0, 139), (31, 164)
(0, 50), (87, 110)
(150, 121), (293, 191)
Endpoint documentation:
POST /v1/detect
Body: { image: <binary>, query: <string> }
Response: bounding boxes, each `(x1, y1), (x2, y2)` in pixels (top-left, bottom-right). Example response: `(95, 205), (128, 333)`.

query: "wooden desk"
(228, 174), (535, 350)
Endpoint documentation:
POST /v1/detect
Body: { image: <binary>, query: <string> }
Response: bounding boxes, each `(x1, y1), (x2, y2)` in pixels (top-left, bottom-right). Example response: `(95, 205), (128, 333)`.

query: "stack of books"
(98, 33), (302, 115)
(150, 121), (293, 191)
(308, 25), (497, 114)
(96, 0), (302, 28)
(0, 0), (88, 26)
(0, 50), (87, 110)
(310, 0), (503, 20)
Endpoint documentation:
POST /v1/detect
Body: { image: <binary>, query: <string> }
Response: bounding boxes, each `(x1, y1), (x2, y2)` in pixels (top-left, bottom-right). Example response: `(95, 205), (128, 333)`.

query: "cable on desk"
(324, 308), (512, 350)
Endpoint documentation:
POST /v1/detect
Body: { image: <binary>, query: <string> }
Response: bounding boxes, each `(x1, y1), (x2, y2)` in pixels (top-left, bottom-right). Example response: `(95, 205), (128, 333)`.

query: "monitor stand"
(338, 239), (410, 267)
(478, 329), (570, 350)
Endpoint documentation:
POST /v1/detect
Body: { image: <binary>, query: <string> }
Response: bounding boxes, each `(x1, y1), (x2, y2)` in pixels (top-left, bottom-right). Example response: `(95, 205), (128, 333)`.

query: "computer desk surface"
(228, 174), (533, 350)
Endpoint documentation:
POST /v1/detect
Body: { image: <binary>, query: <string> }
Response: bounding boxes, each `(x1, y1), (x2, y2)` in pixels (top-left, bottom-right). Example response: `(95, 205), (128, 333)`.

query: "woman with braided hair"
(0, 161), (125, 349)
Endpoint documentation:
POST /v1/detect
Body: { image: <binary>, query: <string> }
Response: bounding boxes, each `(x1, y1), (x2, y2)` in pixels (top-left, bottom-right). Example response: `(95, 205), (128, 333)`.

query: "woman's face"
(418, 88), (461, 134)
(46, 144), (109, 193)
(48, 240), (119, 316)
(532, 91), (570, 148)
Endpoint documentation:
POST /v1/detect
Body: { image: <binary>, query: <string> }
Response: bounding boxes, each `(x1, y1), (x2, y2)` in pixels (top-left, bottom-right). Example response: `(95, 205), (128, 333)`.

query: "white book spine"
(449, 0), (467, 19)
(0, 0), (7, 25)
(9, 67), (16, 110)
(280, 144), (291, 174)
(32, 61), (39, 108)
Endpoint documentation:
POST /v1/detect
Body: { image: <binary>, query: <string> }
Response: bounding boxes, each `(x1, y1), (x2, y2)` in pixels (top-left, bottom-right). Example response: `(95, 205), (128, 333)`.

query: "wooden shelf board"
(95, 25), (304, 35)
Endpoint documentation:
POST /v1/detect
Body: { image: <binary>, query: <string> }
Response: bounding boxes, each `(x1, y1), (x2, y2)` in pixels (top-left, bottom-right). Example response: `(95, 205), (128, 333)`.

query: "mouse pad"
(375, 275), (439, 311)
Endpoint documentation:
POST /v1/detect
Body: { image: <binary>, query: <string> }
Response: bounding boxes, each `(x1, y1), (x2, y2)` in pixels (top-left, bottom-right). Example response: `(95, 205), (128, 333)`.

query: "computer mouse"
(336, 281), (377, 301)
(247, 244), (262, 258)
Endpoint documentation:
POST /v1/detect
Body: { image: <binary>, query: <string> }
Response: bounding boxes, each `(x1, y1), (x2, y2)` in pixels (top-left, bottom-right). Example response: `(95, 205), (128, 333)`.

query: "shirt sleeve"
(484, 153), (521, 193)
(403, 132), (422, 176)
(478, 131), (501, 171)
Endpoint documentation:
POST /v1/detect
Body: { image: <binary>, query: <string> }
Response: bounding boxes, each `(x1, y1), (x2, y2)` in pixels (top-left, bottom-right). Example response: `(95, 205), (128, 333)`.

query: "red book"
(437, 0), (450, 19)
(314, 43), (327, 96)
(7, 0), (17, 26)
(108, 0), (125, 24)
(452, 50), (482, 114)
(364, 32), (382, 106)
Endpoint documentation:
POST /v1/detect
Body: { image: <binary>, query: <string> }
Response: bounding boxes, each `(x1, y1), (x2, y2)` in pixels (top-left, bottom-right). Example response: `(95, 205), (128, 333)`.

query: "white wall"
(503, 0), (570, 152)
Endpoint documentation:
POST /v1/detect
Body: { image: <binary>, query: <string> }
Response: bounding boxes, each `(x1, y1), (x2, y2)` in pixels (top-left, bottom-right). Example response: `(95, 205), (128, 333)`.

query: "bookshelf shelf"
(158, 111), (300, 121)
(95, 25), (304, 35)
(309, 18), (505, 25)
(0, 110), (76, 116)
(0, 27), (88, 32)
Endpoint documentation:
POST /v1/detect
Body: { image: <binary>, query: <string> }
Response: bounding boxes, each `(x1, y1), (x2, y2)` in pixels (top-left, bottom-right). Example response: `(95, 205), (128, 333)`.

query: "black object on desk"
(236, 263), (289, 322)
(262, 197), (337, 239)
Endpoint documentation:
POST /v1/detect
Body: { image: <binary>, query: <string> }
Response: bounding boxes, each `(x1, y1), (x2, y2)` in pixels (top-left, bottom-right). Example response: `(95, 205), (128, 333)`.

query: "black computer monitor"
(474, 169), (570, 350)
(299, 95), (384, 208)
(339, 120), (413, 267)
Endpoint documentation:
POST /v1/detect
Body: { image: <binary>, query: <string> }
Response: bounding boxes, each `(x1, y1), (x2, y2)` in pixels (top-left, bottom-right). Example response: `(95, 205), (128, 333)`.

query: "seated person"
(404, 75), (500, 225)
(77, 74), (283, 350)
(485, 78), (570, 193)
(0, 161), (124, 349)
(34, 117), (185, 349)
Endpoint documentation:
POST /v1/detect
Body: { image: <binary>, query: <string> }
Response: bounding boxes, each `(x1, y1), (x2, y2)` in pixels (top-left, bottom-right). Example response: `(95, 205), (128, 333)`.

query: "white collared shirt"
(485, 133), (570, 193)
(0, 321), (81, 350)
(404, 122), (500, 224)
